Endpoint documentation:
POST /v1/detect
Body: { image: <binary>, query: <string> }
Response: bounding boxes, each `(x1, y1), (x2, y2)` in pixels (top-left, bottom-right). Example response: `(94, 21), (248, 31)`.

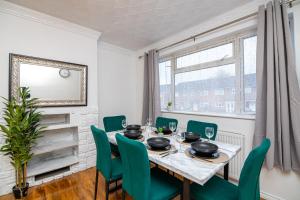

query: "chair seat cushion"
(111, 157), (122, 180)
(191, 176), (238, 200)
(149, 168), (182, 200)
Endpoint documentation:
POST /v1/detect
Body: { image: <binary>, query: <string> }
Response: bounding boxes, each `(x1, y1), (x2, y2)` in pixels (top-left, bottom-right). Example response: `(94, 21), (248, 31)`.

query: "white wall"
(98, 42), (138, 128)
(0, 1), (100, 110)
(0, 1), (100, 195)
(135, 0), (300, 199)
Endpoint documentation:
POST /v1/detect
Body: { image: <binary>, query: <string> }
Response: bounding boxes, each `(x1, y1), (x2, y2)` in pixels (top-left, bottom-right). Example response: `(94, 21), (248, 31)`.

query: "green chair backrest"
(186, 120), (218, 140)
(116, 134), (151, 200)
(238, 138), (271, 200)
(90, 125), (112, 181)
(103, 115), (126, 132)
(156, 116), (178, 131)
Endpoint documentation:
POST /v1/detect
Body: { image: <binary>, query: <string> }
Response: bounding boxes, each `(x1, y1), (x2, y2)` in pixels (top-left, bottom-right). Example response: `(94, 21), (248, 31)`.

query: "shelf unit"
(27, 156), (78, 177)
(32, 140), (78, 155)
(28, 113), (79, 179)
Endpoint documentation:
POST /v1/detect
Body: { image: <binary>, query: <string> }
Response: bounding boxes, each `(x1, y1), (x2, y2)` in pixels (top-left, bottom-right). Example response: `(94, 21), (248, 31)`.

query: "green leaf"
(0, 87), (46, 182)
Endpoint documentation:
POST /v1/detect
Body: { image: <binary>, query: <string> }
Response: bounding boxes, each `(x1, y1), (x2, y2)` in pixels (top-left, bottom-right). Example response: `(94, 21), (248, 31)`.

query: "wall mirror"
(9, 54), (87, 107)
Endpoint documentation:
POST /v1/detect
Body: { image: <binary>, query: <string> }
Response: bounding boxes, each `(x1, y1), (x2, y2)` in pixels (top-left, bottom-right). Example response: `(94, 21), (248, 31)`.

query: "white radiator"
(216, 131), (245, 180)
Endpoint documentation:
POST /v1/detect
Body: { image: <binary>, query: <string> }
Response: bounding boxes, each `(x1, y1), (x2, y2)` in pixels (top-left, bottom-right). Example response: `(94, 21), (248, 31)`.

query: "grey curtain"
(254, 0), (300, 172)
(142, 50), (161, 124)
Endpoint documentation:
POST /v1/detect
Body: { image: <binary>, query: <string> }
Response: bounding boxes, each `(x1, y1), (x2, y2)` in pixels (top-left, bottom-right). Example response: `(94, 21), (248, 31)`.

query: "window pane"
(159, 61), (172, 110)
(243, 36), (257, 112)
(176, 43), (233, 68)
(174, 64), (236, 113)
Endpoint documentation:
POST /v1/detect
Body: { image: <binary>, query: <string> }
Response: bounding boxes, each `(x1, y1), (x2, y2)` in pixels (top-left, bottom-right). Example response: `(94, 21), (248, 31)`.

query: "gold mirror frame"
(9, 54), (88, 107)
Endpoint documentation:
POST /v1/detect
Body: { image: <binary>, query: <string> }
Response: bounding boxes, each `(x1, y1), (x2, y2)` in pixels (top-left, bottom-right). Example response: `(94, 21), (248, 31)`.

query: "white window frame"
(159, 29), (257, 117)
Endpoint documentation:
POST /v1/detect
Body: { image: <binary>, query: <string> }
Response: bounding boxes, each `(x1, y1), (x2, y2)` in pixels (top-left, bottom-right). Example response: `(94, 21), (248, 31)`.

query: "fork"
(161, 149), (178, 157)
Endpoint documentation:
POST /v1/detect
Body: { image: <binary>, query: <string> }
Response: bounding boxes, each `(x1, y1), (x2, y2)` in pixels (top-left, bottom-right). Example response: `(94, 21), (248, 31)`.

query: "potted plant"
(0, 88), (45, 199)
(167, 101), (172, 111)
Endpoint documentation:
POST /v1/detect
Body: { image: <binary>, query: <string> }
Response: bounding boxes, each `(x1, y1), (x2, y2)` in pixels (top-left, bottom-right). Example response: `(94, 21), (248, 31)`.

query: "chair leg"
(115, 180), (118, 200)
(105, 181), (109, 200)
(122, 189), (126, 200)
(94, 170), (99, 200)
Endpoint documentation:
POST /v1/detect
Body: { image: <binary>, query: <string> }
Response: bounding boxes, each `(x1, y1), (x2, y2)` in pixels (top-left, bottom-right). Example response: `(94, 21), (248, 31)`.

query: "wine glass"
(205, 127), (214, 142)
(146, 118), (152, 126)
(121, 119), (127, 131)
(169, 122), (177, 144)
(176, 131), (185, 152)
(146, 118), (152, 130)
(145, 118), (152, 138)
(169, 122), (176, 134)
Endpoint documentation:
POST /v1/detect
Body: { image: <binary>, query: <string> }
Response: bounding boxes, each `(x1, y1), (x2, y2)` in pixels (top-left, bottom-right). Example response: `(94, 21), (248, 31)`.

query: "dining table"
(107, 127), (241, 200)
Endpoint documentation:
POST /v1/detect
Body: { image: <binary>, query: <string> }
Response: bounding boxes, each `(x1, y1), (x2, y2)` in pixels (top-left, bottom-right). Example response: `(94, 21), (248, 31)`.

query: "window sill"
(161, 110), (255, 120)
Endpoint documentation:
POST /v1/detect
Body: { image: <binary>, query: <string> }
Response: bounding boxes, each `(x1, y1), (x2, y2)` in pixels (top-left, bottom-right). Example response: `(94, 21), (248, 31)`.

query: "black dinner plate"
(191, 141), (218, 157)
(184, 132), (200, 142)
(147, 137), (170, 150)
(124, 129), (142, 139)
(189, 148), (220, 158)
(126, 124), (141, 130)
(147, 144), (171, 151)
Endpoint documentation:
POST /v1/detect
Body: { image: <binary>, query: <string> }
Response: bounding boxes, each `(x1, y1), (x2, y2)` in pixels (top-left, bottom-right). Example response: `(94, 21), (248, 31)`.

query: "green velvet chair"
(156, 116), (178, 131)
(103, 115), (126, 132)
(115, 133), (182, 200)
(187, 120), (218, 140)
(190, 138), (271, 200)
(103, 115), (126, 156)
(90, 125), (123, 200)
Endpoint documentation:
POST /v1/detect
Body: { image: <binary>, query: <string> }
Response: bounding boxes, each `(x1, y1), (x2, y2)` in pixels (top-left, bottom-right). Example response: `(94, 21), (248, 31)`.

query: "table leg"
(224, 163), (229, 180)
(182, 177), (190, 200)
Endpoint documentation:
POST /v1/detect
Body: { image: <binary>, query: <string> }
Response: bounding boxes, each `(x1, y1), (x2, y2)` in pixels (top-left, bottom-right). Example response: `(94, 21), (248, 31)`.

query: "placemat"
(185, 148), (229, 164)
(146, 144), (176, 155)
(182, 139), (202, 144)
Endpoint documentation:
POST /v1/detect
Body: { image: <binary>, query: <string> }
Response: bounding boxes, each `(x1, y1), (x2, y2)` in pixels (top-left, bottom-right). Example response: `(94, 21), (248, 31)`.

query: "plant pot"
(12, 183), (29, 199)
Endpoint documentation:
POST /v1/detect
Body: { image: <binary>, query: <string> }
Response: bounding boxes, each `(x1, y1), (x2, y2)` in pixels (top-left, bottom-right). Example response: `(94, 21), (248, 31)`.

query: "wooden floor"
(0, 167), (264, 200)
(0, 167), (128, 200)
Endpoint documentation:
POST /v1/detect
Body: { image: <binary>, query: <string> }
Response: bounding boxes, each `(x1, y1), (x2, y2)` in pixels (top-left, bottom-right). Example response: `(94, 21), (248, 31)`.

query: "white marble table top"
(107, 129), (241, 186)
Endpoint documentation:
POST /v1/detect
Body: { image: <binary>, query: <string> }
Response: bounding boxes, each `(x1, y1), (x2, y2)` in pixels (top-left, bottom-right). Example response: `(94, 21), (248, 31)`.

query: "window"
(214, 89), (225, 96)
(177, 43), (233, 68)
(243, 36), (257, 113)
(159, 31), (257, 115)
(159, 60), (172, 110)
(200, 90), (208, 96)
(174, 64), (235, 112)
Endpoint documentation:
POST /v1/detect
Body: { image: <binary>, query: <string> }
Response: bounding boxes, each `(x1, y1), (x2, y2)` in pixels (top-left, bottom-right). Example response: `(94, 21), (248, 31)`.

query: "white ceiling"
(6, 0), (252, 50)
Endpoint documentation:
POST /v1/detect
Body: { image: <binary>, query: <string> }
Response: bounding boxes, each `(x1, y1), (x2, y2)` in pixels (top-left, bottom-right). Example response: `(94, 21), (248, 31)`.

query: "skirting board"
(261, 191), (285, 200)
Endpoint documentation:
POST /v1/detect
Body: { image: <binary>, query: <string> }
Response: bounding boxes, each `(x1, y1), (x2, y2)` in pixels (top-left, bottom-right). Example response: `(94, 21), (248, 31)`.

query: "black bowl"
(191, 141), (218, 157)
(147, 137), (170, 150)
(126, 124), (141, 130)
(184, 132), (200, 142)
(124, 129), (142, 139)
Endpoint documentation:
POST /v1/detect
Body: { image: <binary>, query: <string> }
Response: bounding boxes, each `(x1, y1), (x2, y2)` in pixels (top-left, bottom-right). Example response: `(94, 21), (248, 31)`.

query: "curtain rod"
(138, 12), (257, 59)
(138, 0), (296, 59)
